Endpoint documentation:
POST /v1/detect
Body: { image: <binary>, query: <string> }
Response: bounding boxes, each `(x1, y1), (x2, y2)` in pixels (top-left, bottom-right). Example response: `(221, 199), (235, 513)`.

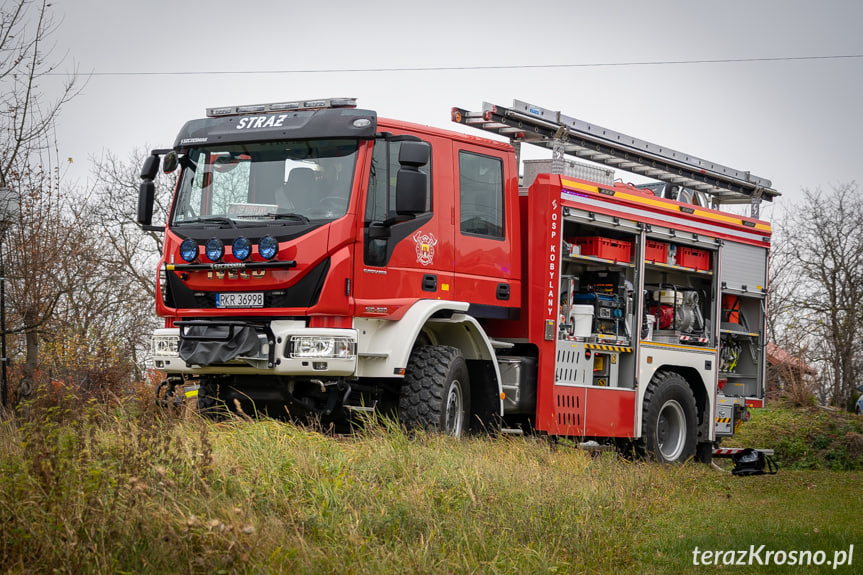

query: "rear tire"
(641, 371), (697, 463)
(399, 346), (471, 436)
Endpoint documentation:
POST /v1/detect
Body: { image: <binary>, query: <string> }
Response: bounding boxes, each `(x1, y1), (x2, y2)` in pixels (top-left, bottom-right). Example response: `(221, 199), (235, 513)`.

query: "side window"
(365, 141), (391, 223)
(459, 151), (504, 239)
(366, 139), (431, 223)
(364, 137), (432, 266)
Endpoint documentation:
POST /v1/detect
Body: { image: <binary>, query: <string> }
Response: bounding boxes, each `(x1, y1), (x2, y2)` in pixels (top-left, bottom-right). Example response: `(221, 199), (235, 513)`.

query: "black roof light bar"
(207, 97), (357, 118)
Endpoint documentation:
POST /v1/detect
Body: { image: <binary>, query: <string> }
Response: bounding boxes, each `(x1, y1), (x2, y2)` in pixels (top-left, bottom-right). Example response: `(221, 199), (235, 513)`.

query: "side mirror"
(395, 141), (430, 216)
(162, 151), (179, 174)
(137, 180), (156, 227)
(398, 140), (430, 166)
(140, 153), (160, 180)
(395, 170), (428, 215)
(137, 150), (169, 231)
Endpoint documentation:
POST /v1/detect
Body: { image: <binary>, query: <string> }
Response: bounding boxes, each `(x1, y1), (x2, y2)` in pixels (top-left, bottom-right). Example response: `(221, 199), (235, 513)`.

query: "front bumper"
(153, 319), (357, 376)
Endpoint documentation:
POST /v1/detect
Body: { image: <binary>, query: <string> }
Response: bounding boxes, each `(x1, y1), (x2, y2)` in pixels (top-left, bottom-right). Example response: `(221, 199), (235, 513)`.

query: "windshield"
(171, 139), (358, 226)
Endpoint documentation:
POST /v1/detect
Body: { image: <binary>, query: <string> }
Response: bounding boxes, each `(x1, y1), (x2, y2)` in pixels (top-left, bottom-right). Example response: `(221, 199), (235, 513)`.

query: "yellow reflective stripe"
(560, 177), (771, 233)
(678, 204), (771, 232)
(562, 178), (598, 194)
(641, 341), (718, 353)
(585, 343), (632, 353)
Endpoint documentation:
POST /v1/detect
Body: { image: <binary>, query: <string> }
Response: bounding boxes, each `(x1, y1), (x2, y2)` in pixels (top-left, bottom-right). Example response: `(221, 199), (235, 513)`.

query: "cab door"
(451, 144), (520, 319)
(352, 134), (454, 318)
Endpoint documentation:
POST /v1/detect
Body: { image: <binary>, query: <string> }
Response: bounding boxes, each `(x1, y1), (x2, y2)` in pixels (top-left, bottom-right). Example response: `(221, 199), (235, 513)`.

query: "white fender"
(354, 300), (503, 415)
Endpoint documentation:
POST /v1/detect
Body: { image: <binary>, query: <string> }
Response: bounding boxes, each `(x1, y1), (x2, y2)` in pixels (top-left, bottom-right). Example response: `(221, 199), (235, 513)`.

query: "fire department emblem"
(413, 230), (438, 266)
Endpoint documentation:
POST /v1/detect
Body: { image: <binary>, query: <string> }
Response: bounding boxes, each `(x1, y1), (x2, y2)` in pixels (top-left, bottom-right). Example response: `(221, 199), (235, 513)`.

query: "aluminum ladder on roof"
(451, 100), (779, 217)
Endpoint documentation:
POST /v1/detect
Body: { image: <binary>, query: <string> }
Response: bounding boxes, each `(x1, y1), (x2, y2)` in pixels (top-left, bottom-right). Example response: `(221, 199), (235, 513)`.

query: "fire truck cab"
(140, 98), (776, 463)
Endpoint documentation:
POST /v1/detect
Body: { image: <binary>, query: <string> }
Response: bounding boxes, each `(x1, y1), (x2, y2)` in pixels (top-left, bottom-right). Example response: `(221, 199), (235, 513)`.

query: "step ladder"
(452, 100), (779, 217)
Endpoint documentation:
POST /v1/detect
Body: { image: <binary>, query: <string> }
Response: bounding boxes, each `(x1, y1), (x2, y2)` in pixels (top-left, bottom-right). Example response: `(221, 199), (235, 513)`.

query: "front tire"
(399, 346), (471, 436)
(641, 371), (697, 463)
(197, 378), (227, 420)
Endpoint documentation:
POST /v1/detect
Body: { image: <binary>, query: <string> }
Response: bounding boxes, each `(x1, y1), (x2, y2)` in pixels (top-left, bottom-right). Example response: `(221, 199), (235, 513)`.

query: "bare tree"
(0, 0), (79, 187)
(781, 183), (863, 410)
(766, 209), (798, 344)
(0, 0), (80, 403)
(90, 149), (172, 298)
(3, 146), (169, 398)
(86, 149), (174, 372)
(3, 160), (89, 397)
(766, 215), (818, 404)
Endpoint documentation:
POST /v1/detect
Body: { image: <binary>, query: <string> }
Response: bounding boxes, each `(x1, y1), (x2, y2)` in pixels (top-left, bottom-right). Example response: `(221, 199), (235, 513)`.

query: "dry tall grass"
(1, 389), (859, 574)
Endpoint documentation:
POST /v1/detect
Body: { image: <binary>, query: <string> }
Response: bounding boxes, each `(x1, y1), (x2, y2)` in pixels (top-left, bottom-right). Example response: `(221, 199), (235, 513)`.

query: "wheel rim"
(443, 379), (465, 435)
(656, 399), (686, 461)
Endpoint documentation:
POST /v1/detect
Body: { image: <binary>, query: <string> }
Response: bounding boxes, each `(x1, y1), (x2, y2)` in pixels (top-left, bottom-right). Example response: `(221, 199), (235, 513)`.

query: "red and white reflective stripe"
(713, 448), (746, 456)
(713, 447), (775, 457)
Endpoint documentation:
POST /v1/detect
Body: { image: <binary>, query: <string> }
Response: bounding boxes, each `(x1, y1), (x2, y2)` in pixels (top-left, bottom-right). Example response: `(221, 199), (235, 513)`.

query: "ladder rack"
(452, 100), (779, 208)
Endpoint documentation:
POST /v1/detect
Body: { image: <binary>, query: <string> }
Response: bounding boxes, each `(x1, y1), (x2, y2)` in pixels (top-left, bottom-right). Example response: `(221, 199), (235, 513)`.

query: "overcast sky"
(45, 0), (863, 218)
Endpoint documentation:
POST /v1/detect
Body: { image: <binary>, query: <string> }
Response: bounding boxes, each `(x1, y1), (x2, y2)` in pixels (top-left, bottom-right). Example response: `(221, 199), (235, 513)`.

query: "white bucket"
(569, 305), (594, 337)
(645, 315), (655, 340)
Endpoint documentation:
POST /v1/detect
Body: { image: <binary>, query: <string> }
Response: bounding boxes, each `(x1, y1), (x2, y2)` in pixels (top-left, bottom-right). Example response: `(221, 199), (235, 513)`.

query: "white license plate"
(216, 292), (264, 308)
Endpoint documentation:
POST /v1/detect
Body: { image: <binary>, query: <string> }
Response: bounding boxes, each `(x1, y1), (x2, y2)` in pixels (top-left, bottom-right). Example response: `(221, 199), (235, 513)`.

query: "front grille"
(167, 258), (330, 310)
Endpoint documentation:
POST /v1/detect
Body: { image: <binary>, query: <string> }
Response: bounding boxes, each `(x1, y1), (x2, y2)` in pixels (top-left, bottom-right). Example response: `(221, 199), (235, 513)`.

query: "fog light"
(179, 238), (198, 262)
(205, 238), (224, 262)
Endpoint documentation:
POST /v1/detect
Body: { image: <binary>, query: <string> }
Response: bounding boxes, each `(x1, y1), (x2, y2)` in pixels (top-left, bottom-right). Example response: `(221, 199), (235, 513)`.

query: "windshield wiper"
(265, 212), (311, 224)
(175, 216), (238, 229)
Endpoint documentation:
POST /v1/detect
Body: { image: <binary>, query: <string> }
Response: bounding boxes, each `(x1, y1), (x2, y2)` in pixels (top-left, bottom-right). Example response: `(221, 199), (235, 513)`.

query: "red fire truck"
(139, 98), (776, 463)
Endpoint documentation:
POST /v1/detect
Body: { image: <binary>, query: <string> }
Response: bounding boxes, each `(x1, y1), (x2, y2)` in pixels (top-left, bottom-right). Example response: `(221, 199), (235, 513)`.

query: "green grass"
(1, 395), (860, 574)
(728, 404), (863, 470)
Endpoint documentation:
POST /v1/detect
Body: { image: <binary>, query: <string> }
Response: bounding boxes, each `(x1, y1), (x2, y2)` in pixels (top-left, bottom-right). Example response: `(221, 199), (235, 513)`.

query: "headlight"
(232, 237), (251, 261)
(205, 238), (224, 262)
(179, 238), (198, 262)
(258, 235), (278, 260)
(289, 336), (355, 359)
(154, 335), (179, 356)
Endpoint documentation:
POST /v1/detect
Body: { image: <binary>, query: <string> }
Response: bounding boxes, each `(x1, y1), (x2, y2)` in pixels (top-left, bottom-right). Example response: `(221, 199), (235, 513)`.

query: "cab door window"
(363, 137), (432, 266)
(366, 139), (431, 220)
